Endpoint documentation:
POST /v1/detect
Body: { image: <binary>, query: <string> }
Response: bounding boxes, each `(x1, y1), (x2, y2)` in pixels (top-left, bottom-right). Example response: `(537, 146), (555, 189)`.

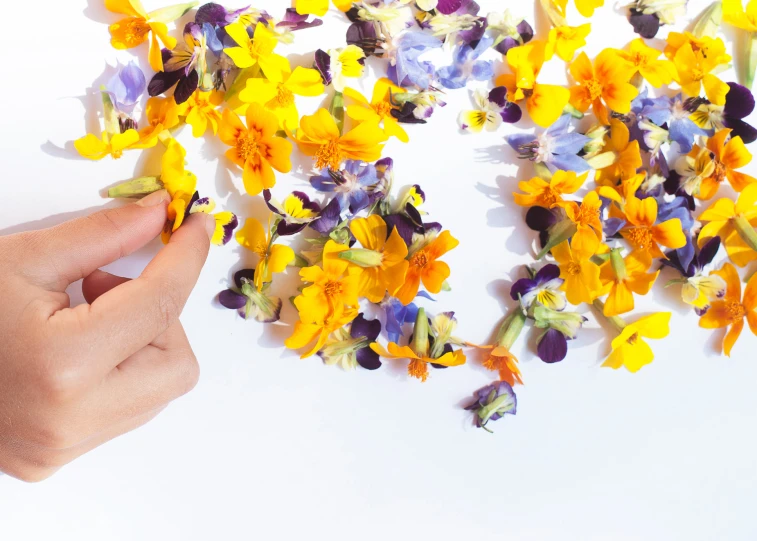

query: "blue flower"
(436, 36), (494, 89)
(388, 32), (443, 90)
(104, 62), (145, 116)
(506, 115), (590, 173)
(310, 159), (388, 215)
(641, 94), (708, 153)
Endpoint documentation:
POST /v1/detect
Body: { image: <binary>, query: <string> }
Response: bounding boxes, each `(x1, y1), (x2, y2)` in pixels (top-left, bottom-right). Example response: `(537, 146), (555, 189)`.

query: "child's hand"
(0, 190), (214, 481)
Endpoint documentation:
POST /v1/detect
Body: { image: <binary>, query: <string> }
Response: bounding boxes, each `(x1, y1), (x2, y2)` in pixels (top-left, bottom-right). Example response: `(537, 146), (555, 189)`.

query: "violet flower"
(693, 82), (757, 145)
(510, 264), (567, 312)
(318, 313), (382, 370)
(219, 269), (283, 323)
(465, 381), (517, 432)
(641, 94), (708, 153)
(264, 190), (321, 236)
(486, 11), (533, 55)
(661, 236), (721, 280)
(436, 36), (494, 90)
(387, 32), (443, 90)
(104, 62), (146, 117)
(660, 237), (726, 315)
(533, 306), (587, 363)
(506, 115), (590, 173)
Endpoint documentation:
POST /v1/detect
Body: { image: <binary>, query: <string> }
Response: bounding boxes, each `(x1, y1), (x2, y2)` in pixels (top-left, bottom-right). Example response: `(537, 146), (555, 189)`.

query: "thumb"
(23, 190), (170, 291)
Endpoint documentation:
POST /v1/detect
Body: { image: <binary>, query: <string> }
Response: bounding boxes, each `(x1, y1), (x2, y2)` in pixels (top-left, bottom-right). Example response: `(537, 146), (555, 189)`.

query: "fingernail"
(203, 214), (217, 240)
(136, 189), (169, 207)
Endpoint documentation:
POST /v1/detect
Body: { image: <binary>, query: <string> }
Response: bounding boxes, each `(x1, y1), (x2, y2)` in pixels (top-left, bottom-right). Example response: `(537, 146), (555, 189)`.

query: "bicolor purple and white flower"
(459, 87), (521, 132)
(510, 264), (567, 312)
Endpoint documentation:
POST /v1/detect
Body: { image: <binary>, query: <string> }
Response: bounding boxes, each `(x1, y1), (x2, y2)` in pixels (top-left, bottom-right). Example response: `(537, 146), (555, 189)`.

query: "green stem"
(609, 248), (627, 281)
(496, 310), (527, 350)
(733, 215), (757, 252)
(535, 219), (577, 260)
(412, 308), (429, 357)
(591, 299), (627, 333)
(747, 32), (757, 90)
(330, 91), (345, 136)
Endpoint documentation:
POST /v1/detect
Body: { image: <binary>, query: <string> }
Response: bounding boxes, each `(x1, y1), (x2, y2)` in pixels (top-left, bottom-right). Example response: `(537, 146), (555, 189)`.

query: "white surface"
(2, 0), (757, 539)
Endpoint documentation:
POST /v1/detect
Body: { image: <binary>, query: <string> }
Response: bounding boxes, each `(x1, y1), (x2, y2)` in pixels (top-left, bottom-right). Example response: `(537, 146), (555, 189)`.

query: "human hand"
(0, 190), (214, 481)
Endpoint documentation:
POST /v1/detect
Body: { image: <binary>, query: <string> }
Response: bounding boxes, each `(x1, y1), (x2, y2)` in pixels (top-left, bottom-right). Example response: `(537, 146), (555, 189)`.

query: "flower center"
(541, 188), (560, 207)
(566, 262), (581, 275)
(726, 300), (745, 321)
(273, 84), (295, 108)
(123, 18), (151, 46)
(411, 250), (429, 269)
(372, 101), (392, 118)
(712, 158), (727, 183)
(315, 140), (343, 170)
(575, 204), (599, 226)
(691, 68), (704, 82)
(254, 243), (268, 259)
(586, 79), (603, 101)
(407, 359), (429, 382)
(625, 226), (654, 251)
(627, 332), (639, 345)
(236, 133), (259, 162)
(324, 279), (342, 297)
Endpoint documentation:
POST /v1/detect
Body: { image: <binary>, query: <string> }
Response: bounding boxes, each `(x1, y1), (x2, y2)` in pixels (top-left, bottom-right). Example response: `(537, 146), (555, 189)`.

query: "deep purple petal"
(525, 206), (558, 232)
(510, 278), (536, 301)
(351, 313), (382, 342)
(724, 82), (755, 120)
(314, 49), (332, 85)
(195, 3), (229, 26)
(725, 118), (757, 145)
(148, 69), (183, 97)
(219, 289), (246, 310)
(383, 213), (415, 246)
(234, 269), (256, 289)
(277, 221), (307, 236)
(628, 10), (660, 38)
(436, 0), (464, 13)
(537, 328), (568, 363)
(356, 348), (381, 370)
(310, 197), (341, 234)
(697, 236), (721, 269)
(346, 21), (379, 56)
(534, 263), (561, 285)
(494, 36), (520, 55)
(174, 70), (199, 104)
(516, 20), (533, 42)
(499, 102), (522, 123)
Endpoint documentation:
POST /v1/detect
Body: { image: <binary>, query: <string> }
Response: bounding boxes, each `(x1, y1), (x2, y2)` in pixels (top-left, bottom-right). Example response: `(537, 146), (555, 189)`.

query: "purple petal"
(173, 70), (199, 104)
(510, 278), (536, 301)
(525, 206), (558, 232)
(697, 236), (721, 269)
(310, 197), (341, 234)
(356, 348), (381, 370)
(603, 217), (626, 237)
(549, 153), (591, 173)
(534, 264), (561, 285)
(276, 221), (307, 236)
(537, 328), (568, 363)
(383, 213), (415, 246)
(726, 118), (757, 145)
(314, 49), (332, 85)
(500, 102), (522, 123)
(494, 36), (520, 55)
(724, 82), (755, 120)
(628, 10), (660, 39)
(351, 313), (382, 342)
(219, 289), (246, 310)
(195, 3), (229, 26)
(436, 0), (464, 14)
(516, 20), (533, 42)
(148, 68), (183, 97)
(234, 269), (256, 289)
(346, 22), (379, 56)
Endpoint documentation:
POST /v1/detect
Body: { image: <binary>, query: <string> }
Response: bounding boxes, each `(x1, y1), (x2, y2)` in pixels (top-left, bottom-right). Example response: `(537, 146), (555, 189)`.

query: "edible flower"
(317, 314), (383, 370)
(552, 237), (603, 305)
(545, 24), (590, 62)
(236, 216), (296, 290)
(465, 381), (517, 433)
(314, 45), (367, 91)
(344, 78), (409, 142)
(569, 50), (638, 125)
(223, 22), (289, 82)
(395, 230), (459, 305)
(599, 249), (659, 316)
(600, 310), (671, 372)
(612, 38), (677, 87)
(668, 33), (731, 105)
(661, 237), (726, 314)
(697, 183), (757, 267)
(297, 240), (360, 322)
(513, 170), (587, 208)
(177, 89), (223, 137)
(511, 264), (567, 312)
(619, 195), (687, 265)
(219, 269), (283, 323)
(506, 114), (590, 173)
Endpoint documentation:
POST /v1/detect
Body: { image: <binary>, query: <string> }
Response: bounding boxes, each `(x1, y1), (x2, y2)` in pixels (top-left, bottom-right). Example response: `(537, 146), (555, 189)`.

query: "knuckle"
(157, 288), (183, 329)
(31, 421), (78, 450)
(35, 363), (84, 403)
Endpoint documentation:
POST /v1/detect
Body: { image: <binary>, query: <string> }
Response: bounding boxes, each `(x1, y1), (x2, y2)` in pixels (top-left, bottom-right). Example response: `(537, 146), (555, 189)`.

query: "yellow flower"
(105, 0), (195, 72)
(238, 63), (324, 130)
(575, 0), (604, 17)
(295, 0), (352, 16)
(495, 40), (570, 128)
(542, 0), (604, 22)
(513, 170), (587, 208)
(177, 90), (224, 137)
(286, 303), (359, 359)
(236, 216), (295, 291)
(564, 191), (604, 253)
(552, 237), (603, 305)
(545, 24), (590, 62)
(599, 249), (659, 316)
(290, 108), (387, 171)
(593, 119), (643, 186)
(684, 129), (756, 200)
(667, 33), (731, 105)
(723, 0), (757, 31)
(619, 196), (687, 265)
(602, 312), (671, 372)
(394, 230), (459, 305)
(569, 50), (638, 125)
(297, 240), (361, 322)
(218, 103), (293, 196)
(223, 22), (289, 82)
(698, 183), (757, 267)
(613, 39), (677, 87)
(699, 262), (757, 356)
(135, 96), (180, 148)
(74, 129), (140, 161)
(340, 215), (409, 303)
(344, 78), (409, 143)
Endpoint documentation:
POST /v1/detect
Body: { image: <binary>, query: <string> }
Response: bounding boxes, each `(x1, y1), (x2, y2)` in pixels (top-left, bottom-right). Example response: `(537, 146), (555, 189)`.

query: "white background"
(2, 0), (757, 539)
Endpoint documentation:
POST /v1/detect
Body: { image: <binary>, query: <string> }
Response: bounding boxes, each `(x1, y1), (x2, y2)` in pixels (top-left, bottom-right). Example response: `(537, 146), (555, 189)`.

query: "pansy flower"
(218, 103), (293, 196)
(436, 36), (494, 90)
(691, 82), (757, 145)
(513, 170), (587, 209)
(223, 22), (290, 82)
(344, 78), (409, 142)
(495, 40), (570, 128)
(510, 264), (567, 312)
(486, 10), (533, 55)
(662, 237), (726, 314)
(219, 269), (283, 323)
(532, 305), (587, 363)
(106, 0), (195, 72)
(290, 108), (387, 171)
(506, 114), (590, 173)
(459, 87), (521, 133)
(599, 249), (659, 316)
(314, 45), (367, 91)
(545, 24), (590, 63)
(465, 381), (517, 432)
(602, 312), (671, 372)
(264, 190), (321, 236)
(552, 237), (603, 306)
(700, 262), (757, 356)
(236, 216), (296, 291)
(569, 50), (638, 126)
(239, 62), (325, 130)
(317, 314), (382, 371)
(627, 0), (686, 38)
(698, 183), (757, 267)
(395, 230), (459, 306)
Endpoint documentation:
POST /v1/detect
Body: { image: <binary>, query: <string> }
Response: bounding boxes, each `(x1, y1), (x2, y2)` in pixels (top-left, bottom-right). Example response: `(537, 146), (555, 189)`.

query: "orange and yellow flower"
(394, 230), (459, 305)
(698, 183), (757, 267)
(612, 39), (677, 87)
(344, 78), (409, 143)
(599, 249), (659, 316)
(297, 240), (361, 322)
(685, 129), (757, 200)
(513, 170), (587, 208)
(552, 237), (603, 305)
(569, 50), (638, 125)
(223, 22), (290, 82)
(619, 196), (687, 264)
(178, 90), (224, 138)
(666, 32), (731, 105)
(602, 312), (671, 372)
(593, 119), (643, 187)
(564, 191), (604, 253)
(545, 24), (591, 62)
(236, 216), (295, 291)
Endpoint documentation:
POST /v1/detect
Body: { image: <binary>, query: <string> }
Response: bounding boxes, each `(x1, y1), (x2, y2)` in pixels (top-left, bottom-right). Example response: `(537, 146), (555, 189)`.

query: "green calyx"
(609, 248), (628, 281)
(339, 248), (384, 268)
(732, 214), (757, 253)
(108, 176), (164, 198)
(412, 308), (430, 358)
(536, 219), (577, 260)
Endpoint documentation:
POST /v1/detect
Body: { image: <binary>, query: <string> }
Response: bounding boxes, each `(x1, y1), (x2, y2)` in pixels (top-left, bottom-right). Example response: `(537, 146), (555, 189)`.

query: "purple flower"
(309, 160), (386, 215)
(661, 236), (721, 278)
(487, 86), (523, 124)
(533, 306), (587, 363)
(714, 82), (757, 144)
(104, 62), (146, 116)
(387, 32), (443, 90)
(219, 269), (282, 323)
(277, 8), (323, 32)
(641, 94), (707, 153)
(436, 36), (494, 89)
(510, 264), (566, 312)
(264, 190), (321, 236)
(382, 292), (434, 344)
(351, 314), (383, 370)
(317, 313), (383, 370)
(656, 195), (696, 269)
(536, 328), (568, 363)
(465, 381), (517, 432)
(628, 9), (660, 38)
(506, 115), (590, 173)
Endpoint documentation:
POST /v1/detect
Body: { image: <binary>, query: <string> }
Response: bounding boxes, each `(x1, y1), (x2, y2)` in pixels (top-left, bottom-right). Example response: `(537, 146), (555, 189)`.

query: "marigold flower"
(395, 230), (459, 305)
(297, 240), (361, 322)
(612, 38), (677, 87)
(236, 217), (295, 291)
(698, 183), (757, 267)
(218, 103), (293, 196)
(552, 237), (603, 306)
(286, 303), (359, 359)
(291, 108), (387, 171)
(106, 0), (195, 72)
(592, 119), (643, 186)
(344, 78), (409, 142)
(476, 310), (526, 386)
(699, 262), (757, 356)
(135, 96), (180, 147)
(619, 196), (687, 264)
(602, 312), (671, 372)
(666, 33), (731, 105)
(239, 63), (324, 130)
(564, 191), (603, 254)
(223, 22), (289, 82)
(513, 170), (587, 208)
(495, 40), (570, 128)
(568, 50), (638, 125)
(177, 89), (223, 137)
(545, 24), (590, 62)
(599, 249), (659, 316)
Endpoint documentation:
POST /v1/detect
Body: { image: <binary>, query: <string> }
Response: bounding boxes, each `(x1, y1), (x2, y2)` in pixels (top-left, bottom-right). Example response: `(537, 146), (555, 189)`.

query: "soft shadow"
(83, 0), (116, 24)
(0, 202), (118, 237)
(476, 175), (534, 256)
(40, 140), (84, 161)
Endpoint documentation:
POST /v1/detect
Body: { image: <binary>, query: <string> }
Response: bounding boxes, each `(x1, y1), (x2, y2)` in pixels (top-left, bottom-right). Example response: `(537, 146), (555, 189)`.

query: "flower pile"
(71, 0), (757, 432)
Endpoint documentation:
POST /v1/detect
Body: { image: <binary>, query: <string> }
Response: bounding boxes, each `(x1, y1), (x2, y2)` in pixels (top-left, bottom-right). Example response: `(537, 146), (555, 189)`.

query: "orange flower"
(619, 196), (687, 264)
(394, 230), (459, 305)
(569, 50), (638, 125)
(690, 129), (756, 200)
(218, 103), (293, 196)
(593, 119), (643, 187)
(699, 263), (757, 356)
(564, 191), (603, 253)
(513, 170), (587, 208)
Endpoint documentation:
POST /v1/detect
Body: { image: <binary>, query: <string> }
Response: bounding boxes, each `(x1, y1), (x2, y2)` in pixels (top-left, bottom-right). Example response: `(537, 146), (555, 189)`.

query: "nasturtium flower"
(545, 24), (590, 63)
(569, 50), (638, 125)
(370, 308), (466, 382)
(552, 237), (603, 305)
(177, 90), (223, 137)
(236, 217), (295, 291)
(599, 249), (659, 316)
(223, 22), (289, 82)
(317, 314), (382, 371)
(339, 215), (409, 303)
(106, 0), (196, 72)
(465, 381), (517, 432)
(619, 195), (686, 264)
(495, 40), (570, 128)
(291, 108), (387, 171)
(314, 46), (367, 91)
(239, 64), (324, 131)
(219, 269), (283, 323)
(564, 191), (604, 253)
(295, 0), (352, 16)
(691, 82), (757, 145)
(344, 78), (409, 142)
(662, 237), (726, 314)
(395, 230), (459, 306)
(592, 119), (643, 186)
(700, 262), (757, 356)
(511, 264), (567, 312)
(513, 170), (587, 208)
(74, 129), (140, 160)
(667, 33), (731, 105)
(218, 103), (293, 196)
(297, 240), (360, 322)
(698, 183), (757, 267)
(602, 312), (671, 372)
(612, 38), (677, 87)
